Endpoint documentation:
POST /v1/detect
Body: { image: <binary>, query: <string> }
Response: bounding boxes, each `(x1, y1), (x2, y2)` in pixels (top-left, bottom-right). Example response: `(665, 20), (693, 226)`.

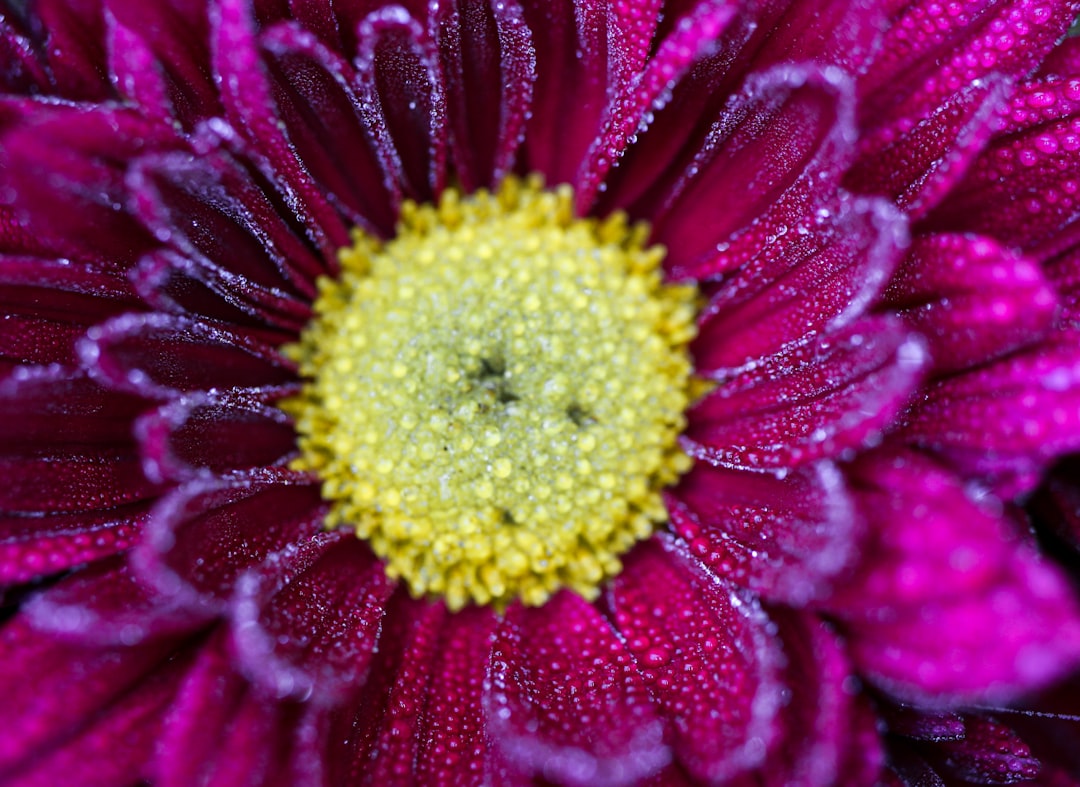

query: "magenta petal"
(928, 77), (1080, 258)
(0, 104), (168, 267)
(885, 234), (1059, 375)
(608, 537), (783, 784)
(486, 590), (667, 786)
(686, 317), (927, 470)
(132, 469), (326, 612)
(1, 645), (188, 787)
(901, 329), (1080, 496)
(230, 533), (395, 704)
(690, 198), (905, 370)
(848, 75), (1010, 219)
(831, 450), (1080, 704)
(82, 312), (295, 399)
(758, 611), (870, 787)
(106, 10), (173, 125)
(23, 0), (110, 100)
(0, 506), (145, 586)
(136, 388), (298, 482)
(416, 606), (500, 784)
(434, 0), (534, 191)
(153, 630), (248, 787)
(0, 616), (177, 773)
(666, 460), (857, 604)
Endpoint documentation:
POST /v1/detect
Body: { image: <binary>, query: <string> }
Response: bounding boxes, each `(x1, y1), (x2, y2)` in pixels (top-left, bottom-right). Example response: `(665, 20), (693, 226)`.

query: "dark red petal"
(0, 452), (156, 515)
(690, 197), (905, 370)
(136, 388), (298, 483)
(486, 590), (667, 786)
(608, 537), (783, 784)
(0, 615), (177, 773)
(686, 317), (926, 470)
(130, 248), (300, 343)
(831, 450), (1080, 704)
(884, 234), (1059, 375)
(132, 468), (326, 613)
(848, 75), (1010, 219)
(901, 329), (1080, 497)
(577, 0), (741, 211)
(213, 0), (351, 255)
(23, 558), (206, 646)
(1, 644), (189, 787)
(434, 0), (534, 191)
(0, 103), (170, 266)
(106, 0), (222, 128)
(27, 0), (111, 100)
(0, 256), (139, 373)
(259, 18), (402, 232)
(82, 312), (295, 399)
(882, 705), (965, 742)
(649, 65), (857, 280)
(332, 595), (446, 784)
(127, 146), (323, 304)
(666, 460), (858, 604)
(229, 532), (394, 705)
(351, 7), (448, 202)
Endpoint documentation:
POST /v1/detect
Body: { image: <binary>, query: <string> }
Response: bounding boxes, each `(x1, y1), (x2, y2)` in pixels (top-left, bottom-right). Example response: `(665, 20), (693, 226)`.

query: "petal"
(901, 329), (1080, 497)
(577, 0), (742, 211)
(928, 76), (1080, 259)
(758, 610), (876, 787)
(132, 468), (326, 612)
(884, 234), (1059, 375)
(229, 532), (395, 704)
(830, 450), (1080, 704)
(690, 197), (906, 370)
(212, 0), (351, 254)
(136, 388), (298, 483)
(926, 716), (1039, 783)
(1, 644), (189, 787)
(608, 537), (783, 784)
(0, 615), (178, 773)
(649, 65), (858, 280)
(23, 557), (206, 646)
(82, 312), (295, 399)
(686, 317), (927, 470)
(434, 0), (534, 190)
(848, 75), (1011, 219)
(666, 460), (858, 604)
(486, 590), (668, 786)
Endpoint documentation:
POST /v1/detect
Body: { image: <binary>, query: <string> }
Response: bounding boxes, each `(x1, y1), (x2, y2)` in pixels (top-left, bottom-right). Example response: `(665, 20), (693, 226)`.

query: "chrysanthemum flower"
(3, 0), (1080, 784)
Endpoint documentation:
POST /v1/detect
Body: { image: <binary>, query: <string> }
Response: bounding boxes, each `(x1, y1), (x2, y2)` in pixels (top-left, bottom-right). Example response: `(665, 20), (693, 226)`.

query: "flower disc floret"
(286, 177), (698, 610)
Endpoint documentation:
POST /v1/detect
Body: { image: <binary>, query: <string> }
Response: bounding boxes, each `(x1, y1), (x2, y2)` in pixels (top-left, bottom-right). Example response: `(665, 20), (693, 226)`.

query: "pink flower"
(2, 1), (1080, 784)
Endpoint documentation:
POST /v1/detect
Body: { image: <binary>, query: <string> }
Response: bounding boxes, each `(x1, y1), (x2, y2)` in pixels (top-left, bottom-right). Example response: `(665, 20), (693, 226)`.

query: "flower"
(2, 0), (1080, 785)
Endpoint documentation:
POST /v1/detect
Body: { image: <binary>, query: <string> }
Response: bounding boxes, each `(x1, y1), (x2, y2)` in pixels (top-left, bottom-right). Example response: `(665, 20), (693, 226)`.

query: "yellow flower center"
(286, 177), (698, 610)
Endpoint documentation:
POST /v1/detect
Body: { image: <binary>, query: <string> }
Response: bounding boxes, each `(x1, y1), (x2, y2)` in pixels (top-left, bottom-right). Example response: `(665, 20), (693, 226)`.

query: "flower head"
(3, 0), (1080, 785)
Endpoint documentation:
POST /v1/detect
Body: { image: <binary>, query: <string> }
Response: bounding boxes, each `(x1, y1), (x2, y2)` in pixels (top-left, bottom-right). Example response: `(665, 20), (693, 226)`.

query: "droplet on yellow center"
(285, 176), (698, 611)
